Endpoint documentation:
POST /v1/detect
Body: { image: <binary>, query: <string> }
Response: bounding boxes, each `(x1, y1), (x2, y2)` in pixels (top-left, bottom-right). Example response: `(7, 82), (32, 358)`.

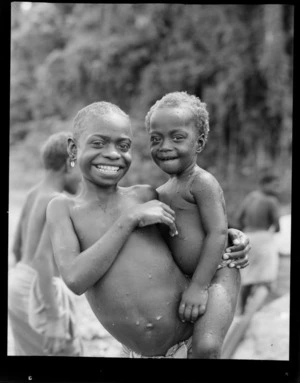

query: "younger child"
(8, 132), (82, 356)
(235, 171), (281, 313)
(145, 91), (242, 358)
(46, 102), (250, 358)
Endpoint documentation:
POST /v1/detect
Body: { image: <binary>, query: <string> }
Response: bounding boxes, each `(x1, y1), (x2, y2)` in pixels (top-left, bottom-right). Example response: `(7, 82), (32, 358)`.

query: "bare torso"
(157, 167), (219, 276)
(67, 186), (192, 355)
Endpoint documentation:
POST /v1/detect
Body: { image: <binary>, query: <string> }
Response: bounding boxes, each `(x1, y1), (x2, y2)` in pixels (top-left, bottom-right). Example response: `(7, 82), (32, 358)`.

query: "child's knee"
(192, 335), (222, 359)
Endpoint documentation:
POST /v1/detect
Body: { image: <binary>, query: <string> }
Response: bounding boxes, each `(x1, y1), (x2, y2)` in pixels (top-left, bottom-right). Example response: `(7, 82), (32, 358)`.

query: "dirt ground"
(7, 188), (291, 358)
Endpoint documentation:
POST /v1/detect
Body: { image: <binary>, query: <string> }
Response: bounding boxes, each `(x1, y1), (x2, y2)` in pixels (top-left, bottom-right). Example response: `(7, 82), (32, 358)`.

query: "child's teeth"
(96, 165), (119, 172)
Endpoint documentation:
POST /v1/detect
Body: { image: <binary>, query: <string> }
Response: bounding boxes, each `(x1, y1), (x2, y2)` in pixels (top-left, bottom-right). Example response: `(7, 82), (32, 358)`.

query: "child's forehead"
(150, 106), (195, 130)
(83, 112), (132, 136)
(151, 106), (194, 123)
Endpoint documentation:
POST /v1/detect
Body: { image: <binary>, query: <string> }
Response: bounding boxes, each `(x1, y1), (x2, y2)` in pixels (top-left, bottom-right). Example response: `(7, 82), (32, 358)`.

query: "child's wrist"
(191, 280), (209, 290)
(121, 211), (139, 229)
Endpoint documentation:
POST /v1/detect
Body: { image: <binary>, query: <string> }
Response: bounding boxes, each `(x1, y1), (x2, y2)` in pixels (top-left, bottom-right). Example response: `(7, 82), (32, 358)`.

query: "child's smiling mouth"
(94, 165), (120, 174)
(158, 156), (178, 162)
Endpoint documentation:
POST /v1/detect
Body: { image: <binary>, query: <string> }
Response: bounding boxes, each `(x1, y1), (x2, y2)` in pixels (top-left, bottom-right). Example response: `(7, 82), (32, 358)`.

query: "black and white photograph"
(5, 2), (294, 382)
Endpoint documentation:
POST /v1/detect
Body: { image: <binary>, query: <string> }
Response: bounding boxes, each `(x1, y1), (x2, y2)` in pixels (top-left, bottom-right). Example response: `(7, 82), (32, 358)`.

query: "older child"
(47, 101), (250, 358)
(235, 171), (281, 313)
(8, 132), (82, 356)
(145, 91), (242, 358)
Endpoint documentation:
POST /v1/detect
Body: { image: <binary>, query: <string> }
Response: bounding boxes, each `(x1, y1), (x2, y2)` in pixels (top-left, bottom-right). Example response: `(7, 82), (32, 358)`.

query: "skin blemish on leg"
(156, 315), (162, 321)
(148, 274), (152, 279)
(135, 320), (140, 326)
(146, 323), (154, 329)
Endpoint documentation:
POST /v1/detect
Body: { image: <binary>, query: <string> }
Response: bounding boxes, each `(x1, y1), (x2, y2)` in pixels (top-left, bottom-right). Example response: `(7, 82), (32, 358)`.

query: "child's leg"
(238, 284), (253, 315)
(190, 267), (240, 359)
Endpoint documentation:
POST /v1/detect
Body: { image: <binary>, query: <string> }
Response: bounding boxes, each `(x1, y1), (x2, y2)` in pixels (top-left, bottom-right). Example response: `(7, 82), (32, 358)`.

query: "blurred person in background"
(235, 170), (281, 314)
(8, 132), (82, 356)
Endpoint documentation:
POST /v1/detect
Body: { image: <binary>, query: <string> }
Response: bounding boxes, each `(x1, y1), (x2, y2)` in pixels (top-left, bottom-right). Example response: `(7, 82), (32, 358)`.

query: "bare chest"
(70, 197), (137, 250)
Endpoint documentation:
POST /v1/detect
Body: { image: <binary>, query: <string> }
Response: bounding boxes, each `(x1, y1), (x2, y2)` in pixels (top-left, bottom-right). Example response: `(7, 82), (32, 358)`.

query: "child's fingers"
(191, 306), (199, 323)
(162, 216), (178, 237)
(225, 245), (251, 260)
(163, 211), (176, 223)
(198, 304), (206, 316)
(235, 259), (250, 269)
(160, 202), (176, 217)
(183, 305), (193, 322)
(179, 302), (186, 321)
(226, 238), (250, 254)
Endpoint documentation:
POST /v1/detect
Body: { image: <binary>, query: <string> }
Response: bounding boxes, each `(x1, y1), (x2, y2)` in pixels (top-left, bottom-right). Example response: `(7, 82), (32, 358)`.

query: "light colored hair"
(41, 131), (72, 170)
(73, 101), (130, 141)
(145, 91), (210, 146)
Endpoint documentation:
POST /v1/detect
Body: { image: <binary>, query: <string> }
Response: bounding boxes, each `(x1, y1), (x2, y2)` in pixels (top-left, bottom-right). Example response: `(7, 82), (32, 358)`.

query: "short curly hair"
(73, 101), (130, 142)
(41, 131), (72, 171)
(145, 91), (210, 146)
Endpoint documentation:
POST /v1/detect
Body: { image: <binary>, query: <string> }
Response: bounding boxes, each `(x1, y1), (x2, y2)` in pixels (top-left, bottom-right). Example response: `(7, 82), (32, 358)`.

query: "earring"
(70, 160), (75, 168)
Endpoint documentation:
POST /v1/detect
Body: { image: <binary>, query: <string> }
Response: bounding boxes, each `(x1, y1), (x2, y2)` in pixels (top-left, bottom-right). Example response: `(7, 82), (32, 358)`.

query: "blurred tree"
(10, 3), (293, 208)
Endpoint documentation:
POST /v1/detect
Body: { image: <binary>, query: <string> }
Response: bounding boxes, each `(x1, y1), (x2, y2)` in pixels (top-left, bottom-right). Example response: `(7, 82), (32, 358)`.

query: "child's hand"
(178, 283), (208, 323)
(133, 200), (178, 237)
(225, 228), (251, 269)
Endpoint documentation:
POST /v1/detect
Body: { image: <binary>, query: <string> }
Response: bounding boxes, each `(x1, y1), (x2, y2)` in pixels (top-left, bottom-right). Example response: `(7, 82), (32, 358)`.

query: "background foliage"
(10, 3), (293, 223)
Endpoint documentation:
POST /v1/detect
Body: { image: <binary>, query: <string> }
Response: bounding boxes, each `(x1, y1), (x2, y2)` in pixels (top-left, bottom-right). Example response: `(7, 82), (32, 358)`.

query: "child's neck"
(170, 162), (198, 180)
(42, 170), (65, 192)
(79, 180), (119, 203)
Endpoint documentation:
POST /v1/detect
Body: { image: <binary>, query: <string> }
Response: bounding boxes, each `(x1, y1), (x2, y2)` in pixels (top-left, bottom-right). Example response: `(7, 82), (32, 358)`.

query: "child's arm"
(234, 197), (249, 231)
(47, 195), (177, 295)
(12, 212), (23, 264)
(269, 197), (280, 232)
(32, 223), (70, 354)
(179, 173), (228, 323)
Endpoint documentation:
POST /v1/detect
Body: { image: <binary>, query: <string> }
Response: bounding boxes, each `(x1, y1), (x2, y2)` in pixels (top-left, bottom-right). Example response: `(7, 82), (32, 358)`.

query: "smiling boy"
(47, 102), (250, 357)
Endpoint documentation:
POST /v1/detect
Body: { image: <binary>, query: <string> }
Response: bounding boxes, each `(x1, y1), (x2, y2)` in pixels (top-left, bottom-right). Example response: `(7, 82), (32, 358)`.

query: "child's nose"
(160, 139), (173, 151)
(102, 144), (121, 159)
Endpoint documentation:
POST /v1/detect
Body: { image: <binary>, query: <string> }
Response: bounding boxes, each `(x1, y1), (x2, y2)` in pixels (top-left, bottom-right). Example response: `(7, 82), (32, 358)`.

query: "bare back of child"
(146, 92), (241, 358)
(9, 132), (82, 356)
(235, 172), (280, 312)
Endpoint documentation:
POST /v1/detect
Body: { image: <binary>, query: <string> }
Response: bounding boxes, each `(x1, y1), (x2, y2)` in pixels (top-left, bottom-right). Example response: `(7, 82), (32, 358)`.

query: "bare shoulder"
(47, 193), (72, 219)
(266, 194), (280, 208)
(123, 184), (158, 203)
(191, 167), (222, 194)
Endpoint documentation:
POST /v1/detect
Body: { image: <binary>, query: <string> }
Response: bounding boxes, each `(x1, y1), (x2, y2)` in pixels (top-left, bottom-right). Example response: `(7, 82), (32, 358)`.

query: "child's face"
(149, 107), (203, 175)
(75, 112), (132, 187)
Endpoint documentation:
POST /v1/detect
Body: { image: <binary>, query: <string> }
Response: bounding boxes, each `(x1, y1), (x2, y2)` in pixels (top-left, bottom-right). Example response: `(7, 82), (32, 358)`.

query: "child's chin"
(159, 163), (179, 174)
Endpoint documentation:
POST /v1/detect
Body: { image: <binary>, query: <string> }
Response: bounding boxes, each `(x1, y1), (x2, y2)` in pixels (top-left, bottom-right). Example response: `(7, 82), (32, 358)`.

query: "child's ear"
(196, 134), (205, 153)
(68, 137), (77, 161)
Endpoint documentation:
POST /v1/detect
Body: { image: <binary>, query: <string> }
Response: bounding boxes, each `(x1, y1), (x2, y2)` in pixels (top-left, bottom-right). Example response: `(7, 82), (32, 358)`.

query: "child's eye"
(118, 143), (131, 152)
(92, 141), (104, 147)
(150, 136), (161, 144)
(173, 136), (184, 142)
